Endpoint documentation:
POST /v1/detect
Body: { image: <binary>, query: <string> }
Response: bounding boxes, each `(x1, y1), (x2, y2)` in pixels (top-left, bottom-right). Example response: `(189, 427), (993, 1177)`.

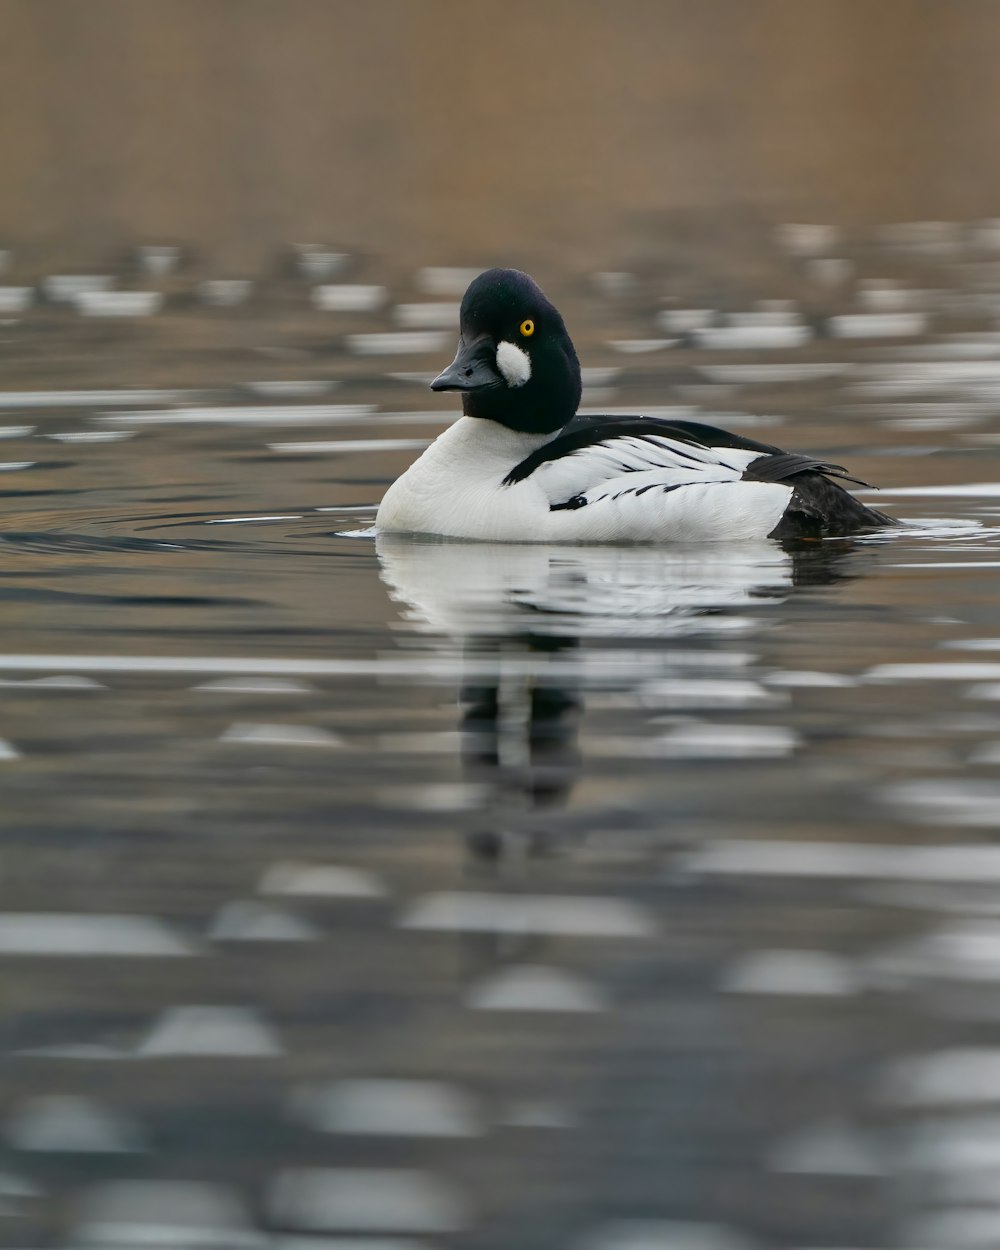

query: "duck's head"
(430, 268), (582, 436)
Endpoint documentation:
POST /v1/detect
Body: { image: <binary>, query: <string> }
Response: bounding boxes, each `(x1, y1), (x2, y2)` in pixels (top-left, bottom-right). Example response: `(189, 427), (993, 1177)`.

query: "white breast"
(375, 417), (555, 539)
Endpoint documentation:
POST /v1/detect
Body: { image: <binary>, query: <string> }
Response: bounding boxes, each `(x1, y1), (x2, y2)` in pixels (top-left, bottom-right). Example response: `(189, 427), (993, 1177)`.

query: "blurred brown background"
(1, 0), (998, 270)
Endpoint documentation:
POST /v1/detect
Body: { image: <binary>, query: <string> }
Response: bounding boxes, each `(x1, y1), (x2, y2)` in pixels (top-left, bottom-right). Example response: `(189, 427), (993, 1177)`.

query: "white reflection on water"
(42, 274), (114, 301)
(868, 662), (1000, 681)
(193, 677), (314, 694)
(696, 362), (850, 383)
(5, 1095), (145, 1154)
(693, 323), (812, 349)
(0, 675), (104, 689)
(218, 722), (343, 748)
(137, 1006), (282, 1057)
(766, 669), (857, 687)
(0, 914), (195, 956)
(684, 841), (1000, 882)
(639, 722), (798, 758)
(311, 283), (385, 312)
(466, 964), (607, 1012)
(417, 265), (482, 295)
(902, 1115), (1000, 1171)
(75, 290), (162, 317)
(270, 438), (429, 454)
(101, 404), (372, 426)
(830, 311), (928, 337)
(376, 535), (796, 639)
(347, 330), (450, 355)
(290, 1078), (482, 1138)
(870, 920), (1000, 983)
(73, 1179), (258, 1248)
(875, 483), (1000, 496)
(0, 388), (199, 407)
(883, 1048), (1000, 1106)
(48, 429), (133, 443)
(0, 286), (33, 312)
(258, 861), (386, 898)
(399, 892), (654, 937)
(269, 1166), (467, 1234)
(394, 300), (461, 328)
(200, 278), (253, 306)
(720, 949), (858, 996)
(622, 677), (781, 707)
(881, 779), (1000, 826)
(577, 1219), (753, 1250)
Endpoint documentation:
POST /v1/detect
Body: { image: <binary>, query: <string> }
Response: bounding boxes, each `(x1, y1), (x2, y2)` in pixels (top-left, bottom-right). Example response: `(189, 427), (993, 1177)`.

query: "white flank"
(496, 340), (531, 387)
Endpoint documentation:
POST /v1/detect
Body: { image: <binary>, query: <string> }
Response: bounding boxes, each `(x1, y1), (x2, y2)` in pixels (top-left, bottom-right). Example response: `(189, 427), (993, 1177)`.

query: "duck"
(375, 268), (893, 543)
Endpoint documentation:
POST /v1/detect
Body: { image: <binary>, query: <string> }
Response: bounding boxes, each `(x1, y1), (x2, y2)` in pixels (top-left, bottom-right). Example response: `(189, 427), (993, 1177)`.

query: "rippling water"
(7, 246), (1000, 1248)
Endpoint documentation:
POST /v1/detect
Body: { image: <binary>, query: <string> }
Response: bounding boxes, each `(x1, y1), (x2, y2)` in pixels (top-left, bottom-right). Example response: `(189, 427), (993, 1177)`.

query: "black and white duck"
(376, 268), (892, 542)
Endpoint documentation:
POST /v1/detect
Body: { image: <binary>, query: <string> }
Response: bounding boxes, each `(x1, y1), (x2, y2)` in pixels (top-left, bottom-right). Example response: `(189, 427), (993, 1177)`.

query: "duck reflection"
(457, 631), (582, 863)
(377, 535), (857, 867)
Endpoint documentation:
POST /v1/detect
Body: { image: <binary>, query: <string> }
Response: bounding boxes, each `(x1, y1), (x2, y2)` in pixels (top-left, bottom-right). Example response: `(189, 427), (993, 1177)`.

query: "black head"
(430, 268), (582, 435)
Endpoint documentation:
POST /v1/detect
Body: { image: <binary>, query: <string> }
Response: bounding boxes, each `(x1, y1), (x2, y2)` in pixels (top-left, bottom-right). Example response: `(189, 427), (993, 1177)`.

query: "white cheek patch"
(496, 340), (532, 388)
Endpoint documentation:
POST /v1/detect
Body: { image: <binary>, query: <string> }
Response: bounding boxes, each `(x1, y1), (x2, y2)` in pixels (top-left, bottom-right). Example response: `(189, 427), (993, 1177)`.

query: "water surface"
(4, 252), (1000, 1249)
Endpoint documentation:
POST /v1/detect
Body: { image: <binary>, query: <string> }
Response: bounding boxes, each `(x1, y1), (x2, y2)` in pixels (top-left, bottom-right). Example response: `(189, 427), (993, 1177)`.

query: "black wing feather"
(769, 477), (894, 539)
(742, 451), (874, 489)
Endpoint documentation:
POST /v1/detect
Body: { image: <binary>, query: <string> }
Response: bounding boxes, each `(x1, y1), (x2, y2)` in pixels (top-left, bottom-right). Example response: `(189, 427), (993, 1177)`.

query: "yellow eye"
(519, 318), (535, 337)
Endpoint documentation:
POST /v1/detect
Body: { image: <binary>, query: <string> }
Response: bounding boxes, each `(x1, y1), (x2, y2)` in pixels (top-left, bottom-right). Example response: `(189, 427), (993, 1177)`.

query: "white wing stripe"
(531, 432), (766, 506)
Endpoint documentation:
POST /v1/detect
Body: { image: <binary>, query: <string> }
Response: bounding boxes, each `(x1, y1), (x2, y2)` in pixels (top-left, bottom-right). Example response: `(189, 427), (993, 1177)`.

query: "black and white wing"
(505, 416), (886, 538)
